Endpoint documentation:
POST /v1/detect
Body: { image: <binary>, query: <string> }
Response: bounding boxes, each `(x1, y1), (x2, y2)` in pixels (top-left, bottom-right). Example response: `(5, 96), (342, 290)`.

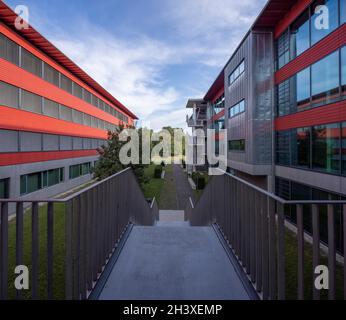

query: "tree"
(92, 126), (148, 185)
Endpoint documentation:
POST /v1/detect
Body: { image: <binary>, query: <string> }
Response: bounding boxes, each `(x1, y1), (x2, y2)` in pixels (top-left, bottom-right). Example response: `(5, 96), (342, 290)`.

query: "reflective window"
(291, 9), (310, 58)
(342, 0), (346, 23)
(229, 60), (245, 85)
(21, 48), (42, 77)
(311, 51), (339, 106)
(296, 67), (311, 111)
(0, 34), (19, 65)
(343, 122), (346, 175)
(229, 140), (245, 152)
(228, 100), (245, 118)
(44, 63), (59, 87)
(342, 46), (346, 98)
(292, 128), (311, 168)
(276, 130), (291, 165)
(277, 30), (290, 69)
(0, 81), (19, 108)
(43, 98), (59, 119)
(312, 123), (341, 173)
(0, 178), (9, 199)
(311, 0), (339, 45)
(21, 90), (42, 114)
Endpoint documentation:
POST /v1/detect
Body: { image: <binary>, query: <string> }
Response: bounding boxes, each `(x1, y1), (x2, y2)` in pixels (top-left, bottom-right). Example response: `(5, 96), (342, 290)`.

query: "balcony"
(186, 115), (207, 128)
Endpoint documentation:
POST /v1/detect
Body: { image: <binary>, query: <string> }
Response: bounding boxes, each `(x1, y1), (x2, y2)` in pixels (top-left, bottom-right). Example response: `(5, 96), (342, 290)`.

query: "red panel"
(275, 100), (346, 131)
(275, 0), (312, 39)
(0, 106), (108, 139)
(211, 110), (225, 122)
(0, 150), (98, 166)
(211, 87), (225, 104)
(275, 25), (346, 84)
(0, 3), (137, 120)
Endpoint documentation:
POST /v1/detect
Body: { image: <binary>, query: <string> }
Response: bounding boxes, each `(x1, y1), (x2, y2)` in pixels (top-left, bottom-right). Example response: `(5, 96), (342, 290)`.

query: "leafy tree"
(92, 126), (149, 185)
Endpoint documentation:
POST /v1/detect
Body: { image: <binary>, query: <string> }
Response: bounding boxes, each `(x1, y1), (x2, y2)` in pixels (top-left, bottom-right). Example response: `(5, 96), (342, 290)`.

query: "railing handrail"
(0, 167), (132, 204)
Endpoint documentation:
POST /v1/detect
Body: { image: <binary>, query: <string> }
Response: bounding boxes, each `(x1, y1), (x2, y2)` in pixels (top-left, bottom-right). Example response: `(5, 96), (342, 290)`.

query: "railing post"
(0, 202), (9, 300)
(262, 194), (269, 300)
(47, 202), (54, 300)
(327, 204), (336, 300)
(255, 192), (262, 293)
(31, 202), (39, 300)
(344, 204), (346, 301)
(65, 200), (73, 300)
(297, 204), (304, 300)
(268, 198), (277, 300)
(312, 204), (320, 300)
(277, 202), (285, 300)
(16, 202), (24, 300)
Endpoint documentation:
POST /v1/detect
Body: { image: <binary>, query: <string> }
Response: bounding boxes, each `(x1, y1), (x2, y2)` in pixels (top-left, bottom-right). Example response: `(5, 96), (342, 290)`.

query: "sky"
(5, 0), (267, 130)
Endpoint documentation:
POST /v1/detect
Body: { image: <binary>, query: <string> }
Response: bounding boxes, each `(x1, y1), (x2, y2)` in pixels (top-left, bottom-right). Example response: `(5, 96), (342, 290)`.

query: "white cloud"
(28, 0), (267, 131)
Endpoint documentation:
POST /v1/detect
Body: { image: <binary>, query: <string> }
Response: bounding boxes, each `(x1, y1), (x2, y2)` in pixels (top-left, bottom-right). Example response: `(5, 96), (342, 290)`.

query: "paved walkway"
(98, 224), (251, 300)
(173, 165), (195, 210)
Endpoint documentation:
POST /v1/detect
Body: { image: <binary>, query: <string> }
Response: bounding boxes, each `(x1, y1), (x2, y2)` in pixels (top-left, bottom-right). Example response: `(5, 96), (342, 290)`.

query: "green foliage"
(92, 126), (148, 185)
(192, 172), (206, 190)
(154, 166), (163, 179)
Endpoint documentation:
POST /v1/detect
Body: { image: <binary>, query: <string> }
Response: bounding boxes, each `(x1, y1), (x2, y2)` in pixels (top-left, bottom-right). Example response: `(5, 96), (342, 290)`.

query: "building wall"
(224, 30), (274, 188)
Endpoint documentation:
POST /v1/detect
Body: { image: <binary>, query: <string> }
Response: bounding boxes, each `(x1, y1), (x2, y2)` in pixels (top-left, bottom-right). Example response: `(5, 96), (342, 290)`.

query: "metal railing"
(0, 168), (157, 300)
(186, 173), (346, 300)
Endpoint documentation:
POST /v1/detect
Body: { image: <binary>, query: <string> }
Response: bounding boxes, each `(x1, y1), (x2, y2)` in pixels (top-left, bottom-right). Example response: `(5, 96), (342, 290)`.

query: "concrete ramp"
(97, 224), (254, 300)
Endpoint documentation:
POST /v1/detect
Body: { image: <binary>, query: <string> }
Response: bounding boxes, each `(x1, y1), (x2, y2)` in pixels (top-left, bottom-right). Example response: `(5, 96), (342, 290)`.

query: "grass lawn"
(7, 203), (66, 300)
(142, 164), (164, 202)
(141, 164), (178, 210)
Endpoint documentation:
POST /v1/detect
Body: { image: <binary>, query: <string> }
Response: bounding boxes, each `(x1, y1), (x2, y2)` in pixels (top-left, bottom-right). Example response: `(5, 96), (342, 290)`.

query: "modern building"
(0, 2), (138, 201)
(187, 0), (346, 250)
(185, 99), (208, 173)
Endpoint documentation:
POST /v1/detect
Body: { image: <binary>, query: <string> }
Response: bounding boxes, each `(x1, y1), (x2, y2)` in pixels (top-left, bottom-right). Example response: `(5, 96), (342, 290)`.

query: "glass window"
(0, 34), (19, 65)
(290, 9), (310, 58)
(277, 30), (290, 69)
(311, 0), (338, 45)
(229, 140), (245, 151)
(84, 90), (92, 104)
(60, 105), (72, 122)
(73, 83), (84, 99)
(60, 74), (72, 94)
(277, 79), (292, 116)
(342, 0), (346, 23)
(312, 123), (341, 174)
(311, 51), (339, 106)
(296, 67), (311, 111)
(291, 127), (311, 168)
(44, 63), (59, 87)
(0, 179), (9, 199)
(229, 60), (245, 85)
(21, 48), (42, 77)
(276, 130), (291, 165)
(27, 172), (42, 195)
(21, 90), (42, 114)
(72, 109), (83, 125)
(342, 122), (346, 175)
(342, 46), (346, 98)
(0, 81), (19, 108)
(43, 98), (59, 119)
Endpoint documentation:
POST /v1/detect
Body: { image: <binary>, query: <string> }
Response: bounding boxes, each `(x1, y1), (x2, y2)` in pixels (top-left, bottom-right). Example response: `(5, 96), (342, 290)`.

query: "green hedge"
(191, 172), (206, 190)
(154, 166), (163, 179)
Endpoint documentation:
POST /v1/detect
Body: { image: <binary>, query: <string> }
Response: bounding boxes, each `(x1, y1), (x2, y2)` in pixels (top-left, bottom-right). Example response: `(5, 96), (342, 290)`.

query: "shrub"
(154, 166), (163, 179)
(191, 172), (206, 190)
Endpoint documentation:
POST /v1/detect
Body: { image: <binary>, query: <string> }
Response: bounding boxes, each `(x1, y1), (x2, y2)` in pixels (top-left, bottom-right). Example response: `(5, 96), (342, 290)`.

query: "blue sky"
(5, 0), (267, 130)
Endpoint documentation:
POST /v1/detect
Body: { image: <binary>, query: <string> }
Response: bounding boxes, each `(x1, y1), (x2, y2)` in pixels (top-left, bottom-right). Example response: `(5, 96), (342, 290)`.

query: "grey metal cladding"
(19, 131), (42, 152)
(225, 31), (274, 169)
(0, 129), (19, 152)
(43, 134), (59, 151)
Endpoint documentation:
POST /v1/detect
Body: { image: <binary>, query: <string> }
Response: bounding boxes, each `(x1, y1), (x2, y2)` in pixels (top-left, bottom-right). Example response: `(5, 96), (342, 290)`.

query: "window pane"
(44, 63), (59, 86)
(277, 30), (290, 69)
(0, 179), (8, 199)
(239, 100), (245, 113)
(60, 105), (72, 122)
(276, 130), (291, 165)
(27, 172), (41, 194)
(312, 123), (340, 174)
(21, 90), (42, 114)
(72, 109), (83, 124)
(342, 0), (346, 23)
(311, 0), (338, 45)
(20, 176), (26, 195)
(60, 74), (72, 94)
(296, 67), (311, 111)
(83, 90), (92, 104)
(290, 9), (310, 58)
(311, 51), (339, 105)
(43, 99), (59, 118)
(342, 46), (346, 98)
(21, 48), (42, 77)
(0, 81), (19, 108)
(343, 122), (346, 175)
(73, 83), (83, 99)
(0, 34), (19, 65)
(48, 169), (59, 187)
(291, 127), (311, 168)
